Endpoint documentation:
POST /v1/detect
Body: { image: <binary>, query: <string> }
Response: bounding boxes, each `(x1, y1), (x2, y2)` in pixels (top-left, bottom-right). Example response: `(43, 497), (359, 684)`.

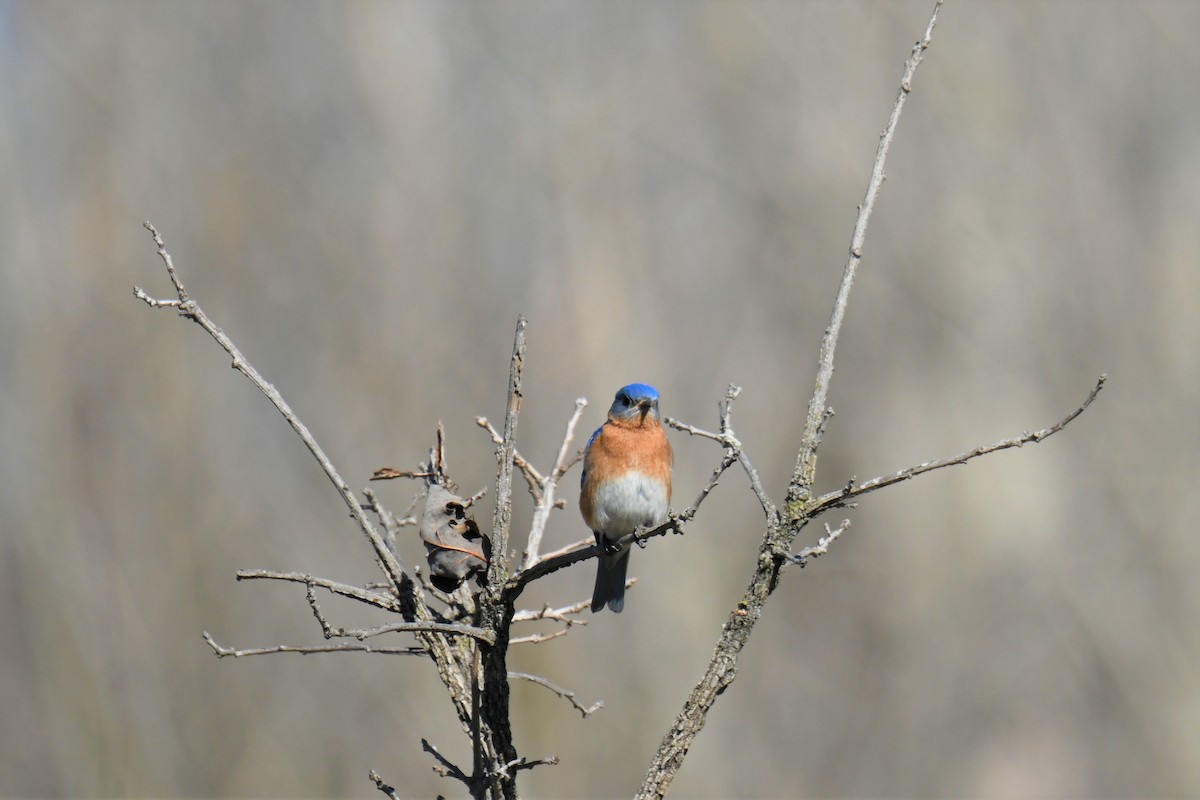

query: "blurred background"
(2, 1), (1197, 797)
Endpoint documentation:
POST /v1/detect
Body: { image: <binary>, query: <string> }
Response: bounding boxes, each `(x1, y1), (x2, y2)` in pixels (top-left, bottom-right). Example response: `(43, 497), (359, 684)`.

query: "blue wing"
(580, 424), (603, 489)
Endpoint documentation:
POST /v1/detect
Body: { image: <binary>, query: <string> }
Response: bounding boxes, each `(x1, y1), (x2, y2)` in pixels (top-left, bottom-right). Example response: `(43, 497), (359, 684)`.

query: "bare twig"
(336, 620), (496, 645)
(422, 738), (472, 785)
(203, 631), (426, 658)
(806, 375), (1108, 518)
(471, 643), (485, 790)
(509, 628), (571, 645)
(522, 398), (588, 569)
(667, 385), (775, 519)
(368, 770), (400, 800)
(792, 520), (852, 565)
(371, 468), (438, 481)
(486, 317), (526, 592)
(137, 223), (476, 735)
(637, 6), (945, 799)
(462, 486), (489, 508)
(503, 755), (560, 773)
(512, 599), (591, 623)
(534, 537), (593, 563)
(785, 5), (943, 513)
(510, 671), (603, 718)
(305, 577), (334, 638)
(361, 487), (420, 561)
(236, 570), (401, 612)
(134, 222), (408, 594)
(474, 318), (527, 799)
(476, 416), (544, 503)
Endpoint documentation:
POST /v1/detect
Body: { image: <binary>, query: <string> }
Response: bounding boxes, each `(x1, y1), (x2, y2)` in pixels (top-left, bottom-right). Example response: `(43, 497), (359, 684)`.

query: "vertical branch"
(786, 0), (943, 512)
(474, 316), (526, 800)
(521, 398), (587, 569)
(637, 4), (945, 799)
(488, 317), (526, 591)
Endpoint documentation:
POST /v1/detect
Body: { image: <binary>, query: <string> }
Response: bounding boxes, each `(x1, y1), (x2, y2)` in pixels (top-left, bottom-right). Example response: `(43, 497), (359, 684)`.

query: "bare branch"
(203, 631), (426, 658)
(305, 577), (334, 637)
(368, 770), (400, 800)
(462, 486), (489, 508)
(236, 569), (400, 612)
(336, 620), (497, 645)
(512, 599), (591, 623)
(135, 222), (409, 594)
(786, 3), (944, 512)
(503, 755), (560, 774)
(509, 628), (571, 645)
(370, 467), (438, 481)
(792, 520), (852, 565)
(476, 415), (544, 503)
(534, 537), (592, 563)
(361, 487), (420, 563)
(486, 316), (526, 594)
(638, 6), (945, 799)
(510, 671), (603, 718)
(806, 374), (1108, 518)
(137, 224), (485, 743)
(668, 385), (775, 518)
(522, 398), (588, 569)
(421, 738), (472, 785)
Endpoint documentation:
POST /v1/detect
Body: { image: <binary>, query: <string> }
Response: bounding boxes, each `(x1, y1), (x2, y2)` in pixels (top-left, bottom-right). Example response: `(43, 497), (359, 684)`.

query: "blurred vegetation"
(2, 1), (1197, 797)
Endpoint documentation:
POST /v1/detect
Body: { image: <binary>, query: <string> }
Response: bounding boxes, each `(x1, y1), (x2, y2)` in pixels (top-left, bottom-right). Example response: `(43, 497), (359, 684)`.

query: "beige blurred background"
(2, 1), (1197, 797)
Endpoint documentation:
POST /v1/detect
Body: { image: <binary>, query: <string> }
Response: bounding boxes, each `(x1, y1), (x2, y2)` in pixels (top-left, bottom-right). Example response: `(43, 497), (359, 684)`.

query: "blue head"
(608, 383), (661, 424)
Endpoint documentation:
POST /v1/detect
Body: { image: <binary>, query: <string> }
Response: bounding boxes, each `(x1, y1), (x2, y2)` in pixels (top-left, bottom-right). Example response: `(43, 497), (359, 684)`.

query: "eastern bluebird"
(579, 383), (673, 613)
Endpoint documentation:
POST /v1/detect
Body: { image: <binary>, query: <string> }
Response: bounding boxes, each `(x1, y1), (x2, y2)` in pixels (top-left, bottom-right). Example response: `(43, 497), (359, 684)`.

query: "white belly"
(589, 471), (670, 536)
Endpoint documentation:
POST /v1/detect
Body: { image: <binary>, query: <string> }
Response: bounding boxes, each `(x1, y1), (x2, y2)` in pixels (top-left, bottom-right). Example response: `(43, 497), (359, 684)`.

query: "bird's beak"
(637, 400), (653, 424)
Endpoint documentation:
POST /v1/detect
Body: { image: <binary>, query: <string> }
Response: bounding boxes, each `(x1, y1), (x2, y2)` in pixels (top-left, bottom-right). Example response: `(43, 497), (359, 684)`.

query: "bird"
(579, 383), (673, 613)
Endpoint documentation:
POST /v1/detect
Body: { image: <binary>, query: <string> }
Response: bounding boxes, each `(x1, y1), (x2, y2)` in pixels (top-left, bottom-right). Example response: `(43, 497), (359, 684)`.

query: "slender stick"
(787, 2), (944, 512)
(134, 223), (407, 592)
(637, 5), (945, 799)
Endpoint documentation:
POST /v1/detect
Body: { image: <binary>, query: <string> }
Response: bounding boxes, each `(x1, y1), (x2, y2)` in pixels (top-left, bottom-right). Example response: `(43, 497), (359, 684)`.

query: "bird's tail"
(592, 546), (631, 613)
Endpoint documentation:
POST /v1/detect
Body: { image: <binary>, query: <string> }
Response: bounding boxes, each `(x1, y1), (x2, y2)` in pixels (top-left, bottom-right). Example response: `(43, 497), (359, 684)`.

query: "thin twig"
(806, 375), (1108, 518)
(361, 487), (420, 562)
(637, 6), (945, 799)
(792, 519), (852, 565)
(512, 599), (591, 623)
(785, 5), (943, 513)
(503, 755), (560, 773)
(509, 629), (571, 645)
(134, 222), (408, 593)
(236, 570), (401, 612)
(507, 515), (674, 595)
(522, 398), (588, 569)
(667, 385), (775, 519)
(476, 416), (544, 503)
(509, 671), (603, 717)
(534, 537), (593, 563)
(486, 316), (526, 594)
(335, 620), (496, 645)
(136, 223), (479, 756)
(421, 738), (473, 785)
(305, 577), (334, 638)
(203, 632), (426, 658)
(368, 770), (400, 800)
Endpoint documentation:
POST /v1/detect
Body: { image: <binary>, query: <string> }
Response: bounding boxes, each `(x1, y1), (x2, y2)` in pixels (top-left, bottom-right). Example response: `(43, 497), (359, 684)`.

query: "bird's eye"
(619, 393), (630, 405)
